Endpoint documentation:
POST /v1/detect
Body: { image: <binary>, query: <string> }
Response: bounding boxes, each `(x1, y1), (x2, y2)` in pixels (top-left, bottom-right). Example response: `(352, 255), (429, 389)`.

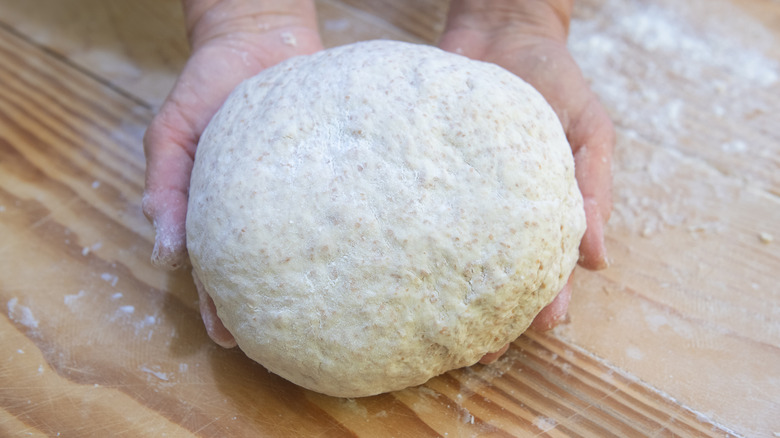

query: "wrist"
(444, 0), (573, 43)
(182, 0), (319, 50)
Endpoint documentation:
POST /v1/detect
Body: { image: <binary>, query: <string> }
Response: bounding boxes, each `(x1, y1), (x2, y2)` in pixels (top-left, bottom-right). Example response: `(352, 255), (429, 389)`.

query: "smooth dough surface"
(186, 40), (586, 397)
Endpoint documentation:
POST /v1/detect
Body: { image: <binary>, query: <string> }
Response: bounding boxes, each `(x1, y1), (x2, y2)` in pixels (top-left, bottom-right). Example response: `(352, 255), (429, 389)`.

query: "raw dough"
(186, 40), (585, 397)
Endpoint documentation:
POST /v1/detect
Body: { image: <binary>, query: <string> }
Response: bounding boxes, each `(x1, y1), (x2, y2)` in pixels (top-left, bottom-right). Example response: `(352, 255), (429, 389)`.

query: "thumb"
(142, 99), (199, 270)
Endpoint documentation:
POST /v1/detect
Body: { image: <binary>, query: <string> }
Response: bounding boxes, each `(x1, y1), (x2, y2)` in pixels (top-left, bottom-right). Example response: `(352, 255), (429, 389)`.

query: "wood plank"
(0, 0), (431, 109)
(1, 0), (778, 436)
(0, 0), (187, 109)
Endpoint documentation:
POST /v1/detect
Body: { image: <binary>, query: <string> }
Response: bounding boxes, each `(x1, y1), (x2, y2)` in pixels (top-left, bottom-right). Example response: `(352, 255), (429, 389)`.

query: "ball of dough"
(186, 40), (585, 397)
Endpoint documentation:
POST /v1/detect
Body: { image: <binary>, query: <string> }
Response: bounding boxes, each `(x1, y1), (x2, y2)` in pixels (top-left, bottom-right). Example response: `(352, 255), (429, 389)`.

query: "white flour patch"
(459, 407), (475, 425)
(533, 416), (557, 432)
(340, 398), (368, 418)
(626, 346), (645, 360)
(140, 365), (170, 383)
(83, 241), (103, 256)
(644, 312), (669, 333)
(135, 314), (158, 340)
(281, 32), (297, 47)
(64, 290), (87, 311)
(416, 386), (440, 399)
(100, 272), (118, 287)
(118, 305), (134, 315)
(7, 297), (39, 329)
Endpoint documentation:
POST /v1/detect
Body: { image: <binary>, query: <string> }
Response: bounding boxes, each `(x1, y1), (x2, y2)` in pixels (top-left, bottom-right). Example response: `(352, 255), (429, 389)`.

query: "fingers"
(193, 270), (237, 348)
(479, 343), (510, 365)
(142, 190), (189, 270)
(142, 108), (197, 270)
(579, 198), (607, 269)
(530, 274), (573, 331)
(569, 96), (614, 270)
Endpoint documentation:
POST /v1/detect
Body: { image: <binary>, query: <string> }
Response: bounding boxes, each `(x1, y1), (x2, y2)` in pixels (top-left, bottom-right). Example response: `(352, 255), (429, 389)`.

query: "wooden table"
(1, 0), (778, 436)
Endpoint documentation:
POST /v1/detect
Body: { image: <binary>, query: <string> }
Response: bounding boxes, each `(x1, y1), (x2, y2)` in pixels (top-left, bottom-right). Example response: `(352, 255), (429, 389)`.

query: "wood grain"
(0, 0), (778, 436)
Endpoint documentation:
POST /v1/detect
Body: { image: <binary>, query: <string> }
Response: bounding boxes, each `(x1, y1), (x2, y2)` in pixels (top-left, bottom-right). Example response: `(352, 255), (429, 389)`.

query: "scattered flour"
(533, 416), (557, 433)
(571, 0), (778, 127)
(569, 0), (779, 237)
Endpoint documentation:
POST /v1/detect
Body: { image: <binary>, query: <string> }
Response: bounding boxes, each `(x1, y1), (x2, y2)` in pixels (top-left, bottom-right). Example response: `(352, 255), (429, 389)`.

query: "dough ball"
(186, 40), (585, 397)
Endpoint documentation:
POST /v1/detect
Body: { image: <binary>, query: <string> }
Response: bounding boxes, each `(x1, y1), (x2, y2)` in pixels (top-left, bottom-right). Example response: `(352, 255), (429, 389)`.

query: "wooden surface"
(0, 0), (778, 436)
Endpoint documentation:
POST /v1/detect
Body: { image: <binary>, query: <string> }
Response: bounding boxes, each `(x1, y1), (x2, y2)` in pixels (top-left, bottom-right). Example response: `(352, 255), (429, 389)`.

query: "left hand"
(438, 0), (615, 364)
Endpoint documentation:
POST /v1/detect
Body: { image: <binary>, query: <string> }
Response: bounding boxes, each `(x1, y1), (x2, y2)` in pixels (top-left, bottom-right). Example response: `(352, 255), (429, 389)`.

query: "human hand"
(439, 0), (614, 363)
(143, 0), (323, 345)
(143, 0), (323, 269)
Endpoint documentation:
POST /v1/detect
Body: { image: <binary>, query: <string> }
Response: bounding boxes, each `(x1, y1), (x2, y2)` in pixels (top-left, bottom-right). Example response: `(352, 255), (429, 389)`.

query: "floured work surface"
(0, 0), (778, 436)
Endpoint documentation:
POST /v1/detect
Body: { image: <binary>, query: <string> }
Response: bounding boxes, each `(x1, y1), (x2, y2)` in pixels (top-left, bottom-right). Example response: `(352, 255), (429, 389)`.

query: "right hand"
(439, 0), (615, 363)
(142, 0), (323, 345)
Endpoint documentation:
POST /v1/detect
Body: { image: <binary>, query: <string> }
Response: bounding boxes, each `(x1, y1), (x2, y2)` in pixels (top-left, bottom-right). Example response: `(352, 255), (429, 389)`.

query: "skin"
(143, 0), (614, 364)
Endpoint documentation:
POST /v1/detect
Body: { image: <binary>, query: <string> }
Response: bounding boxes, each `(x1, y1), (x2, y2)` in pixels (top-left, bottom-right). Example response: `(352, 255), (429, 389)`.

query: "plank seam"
(0, 20), (154, 111)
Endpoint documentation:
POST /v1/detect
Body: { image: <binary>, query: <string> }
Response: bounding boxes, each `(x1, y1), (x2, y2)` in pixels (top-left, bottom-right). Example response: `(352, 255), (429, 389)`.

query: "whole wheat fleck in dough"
(186, 40), (586, 397)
